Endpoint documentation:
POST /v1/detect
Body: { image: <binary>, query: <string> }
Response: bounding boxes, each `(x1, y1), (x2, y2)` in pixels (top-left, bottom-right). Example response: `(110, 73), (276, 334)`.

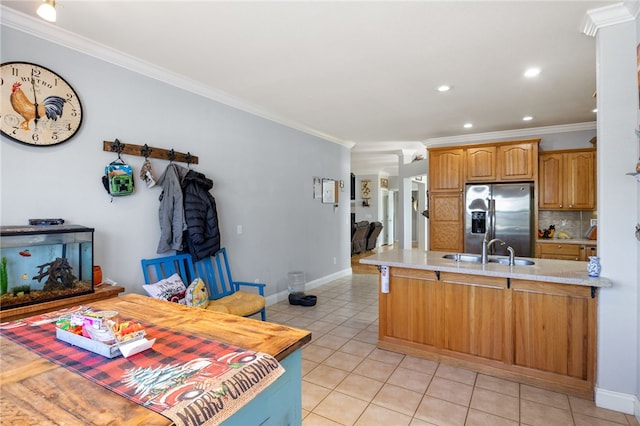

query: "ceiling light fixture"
(524, 68), (540, 78)
(436, 85), (451, 92)
(463, 123), (473, 129)
(522, 116), (533, 121)
(37, 0), (56, 22)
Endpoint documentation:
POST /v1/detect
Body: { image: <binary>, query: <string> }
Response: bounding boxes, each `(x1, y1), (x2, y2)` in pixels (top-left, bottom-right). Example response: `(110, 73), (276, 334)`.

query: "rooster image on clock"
(1, 62), (83, 146)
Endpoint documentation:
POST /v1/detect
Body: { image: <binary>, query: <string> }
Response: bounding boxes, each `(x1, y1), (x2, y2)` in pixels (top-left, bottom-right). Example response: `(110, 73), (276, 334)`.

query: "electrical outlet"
(237, 225), (243, 235)
(333, 257), (337, 265)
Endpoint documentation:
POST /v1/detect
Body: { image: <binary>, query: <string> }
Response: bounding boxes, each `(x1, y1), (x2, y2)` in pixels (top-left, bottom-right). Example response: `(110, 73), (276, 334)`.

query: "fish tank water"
(0, 225), (94, 310)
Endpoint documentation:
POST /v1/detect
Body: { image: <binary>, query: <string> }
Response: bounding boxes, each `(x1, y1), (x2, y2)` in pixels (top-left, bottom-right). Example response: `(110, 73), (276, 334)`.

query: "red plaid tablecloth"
(0, 305), (284, 425)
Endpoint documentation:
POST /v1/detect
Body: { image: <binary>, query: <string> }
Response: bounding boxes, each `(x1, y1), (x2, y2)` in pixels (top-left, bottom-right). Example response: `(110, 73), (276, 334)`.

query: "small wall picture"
(380, 178), (388, 189)
(322, 178), (337, 204)
(361, 179), (372, 199)
(313, 177), (322, 199)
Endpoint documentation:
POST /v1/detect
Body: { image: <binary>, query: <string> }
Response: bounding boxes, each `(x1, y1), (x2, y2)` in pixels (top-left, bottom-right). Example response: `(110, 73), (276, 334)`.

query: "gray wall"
(0, 26), (352, 300)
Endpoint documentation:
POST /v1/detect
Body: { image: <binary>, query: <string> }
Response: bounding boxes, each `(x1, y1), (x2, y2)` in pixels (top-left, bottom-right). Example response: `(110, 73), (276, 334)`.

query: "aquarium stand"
(0, 285), (124, 323)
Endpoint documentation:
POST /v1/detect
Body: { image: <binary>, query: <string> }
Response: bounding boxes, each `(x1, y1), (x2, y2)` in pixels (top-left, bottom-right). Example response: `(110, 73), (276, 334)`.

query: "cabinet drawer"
(538, 243), (580, 257)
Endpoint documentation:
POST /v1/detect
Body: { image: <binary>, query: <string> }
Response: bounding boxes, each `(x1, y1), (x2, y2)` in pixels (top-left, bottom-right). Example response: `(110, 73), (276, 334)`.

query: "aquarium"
(0, 225), (94, 310)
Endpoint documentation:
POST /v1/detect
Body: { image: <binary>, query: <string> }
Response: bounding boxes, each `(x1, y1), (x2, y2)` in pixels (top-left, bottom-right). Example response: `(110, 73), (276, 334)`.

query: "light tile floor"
(265, 273), (640, 426)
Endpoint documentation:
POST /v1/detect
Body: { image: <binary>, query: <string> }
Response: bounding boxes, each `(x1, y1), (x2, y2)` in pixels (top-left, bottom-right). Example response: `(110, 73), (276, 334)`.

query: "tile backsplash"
(538, 210), (596, 240)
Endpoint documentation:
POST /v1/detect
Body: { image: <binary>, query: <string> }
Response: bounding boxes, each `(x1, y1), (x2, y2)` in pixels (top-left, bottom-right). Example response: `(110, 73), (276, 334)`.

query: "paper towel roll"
(380, 266), (389, 293)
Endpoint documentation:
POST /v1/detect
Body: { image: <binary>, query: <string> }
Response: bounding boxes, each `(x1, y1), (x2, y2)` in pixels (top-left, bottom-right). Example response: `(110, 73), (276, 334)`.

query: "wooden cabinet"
(497, 142), (538, 181)
(440, 272), (507, 361)
(539, 149), (596, 210)
(464, 140), (538, 182)
(512, 279), (595, 383)
(379, 268), (597, 399)
(536, 242), (581, 260)
(581, 244), (597, 261)
(429, 148), (464, 192)
(466, 146), (496, 181)
(536, 242), (598, 261)
(428, 192), (463, 252)
(380, 268), (439, 346)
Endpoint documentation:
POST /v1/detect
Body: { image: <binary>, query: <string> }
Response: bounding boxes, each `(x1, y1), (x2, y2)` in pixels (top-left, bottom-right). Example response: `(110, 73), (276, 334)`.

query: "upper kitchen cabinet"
(466, 146), (497, 181)
(539, 148), (596, 210)
(429, 148), (464, 192)
(497, 140), (539, 181)
(465, 139), (539, 183)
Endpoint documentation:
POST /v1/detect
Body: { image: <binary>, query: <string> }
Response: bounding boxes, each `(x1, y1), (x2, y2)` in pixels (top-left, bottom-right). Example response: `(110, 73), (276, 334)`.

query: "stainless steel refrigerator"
(464, 183), (534, 257)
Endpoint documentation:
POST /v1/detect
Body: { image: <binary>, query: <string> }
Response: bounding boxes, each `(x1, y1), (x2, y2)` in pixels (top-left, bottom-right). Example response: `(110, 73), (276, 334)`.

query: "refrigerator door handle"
(488, 198), (496, 245)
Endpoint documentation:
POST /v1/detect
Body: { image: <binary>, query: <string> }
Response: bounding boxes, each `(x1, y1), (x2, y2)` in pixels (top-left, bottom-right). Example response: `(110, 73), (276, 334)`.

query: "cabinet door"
(566, 151), (596, 210)
(538, 153), (564, 209)
(466, 146), (496, 181)
(429, 149), (464, 192)
(440, 272), (507, 361)
(580, 245), (597, 261)
(537, 243), (581, 260)
(498, 143), (536, 181)
(512, 280), (595, 381)
(429, 192), (463, 252)
(380, 268), (440, 346)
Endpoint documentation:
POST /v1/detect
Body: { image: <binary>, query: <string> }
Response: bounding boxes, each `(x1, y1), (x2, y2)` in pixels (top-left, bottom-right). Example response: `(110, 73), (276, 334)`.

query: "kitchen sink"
(442, 254), (535, 266)
(488, 257), (535, 266)
(442, 254), (482, 262)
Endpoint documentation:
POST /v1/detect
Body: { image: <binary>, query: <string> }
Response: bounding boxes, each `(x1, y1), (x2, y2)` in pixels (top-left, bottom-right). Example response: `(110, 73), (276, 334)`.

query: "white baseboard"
(595, 387), (639, 416)
(265, 268), (352, 306)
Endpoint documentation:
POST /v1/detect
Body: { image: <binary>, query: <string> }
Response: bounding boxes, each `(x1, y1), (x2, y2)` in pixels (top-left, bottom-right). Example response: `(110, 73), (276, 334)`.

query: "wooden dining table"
(0, 294), (311, 425)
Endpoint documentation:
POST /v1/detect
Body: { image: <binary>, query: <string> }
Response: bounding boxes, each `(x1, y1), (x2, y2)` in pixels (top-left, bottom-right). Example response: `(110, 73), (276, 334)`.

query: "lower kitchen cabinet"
(379, 268), (597, 399)
(536, 242), (597, 261)
(511, 280), (595, 382)
(440, 272), (506, 361)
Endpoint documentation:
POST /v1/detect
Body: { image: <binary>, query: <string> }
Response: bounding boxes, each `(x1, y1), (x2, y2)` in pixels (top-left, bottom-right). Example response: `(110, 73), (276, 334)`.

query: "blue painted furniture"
(141, 249), (267, 321)
(194, 248), (266, 321)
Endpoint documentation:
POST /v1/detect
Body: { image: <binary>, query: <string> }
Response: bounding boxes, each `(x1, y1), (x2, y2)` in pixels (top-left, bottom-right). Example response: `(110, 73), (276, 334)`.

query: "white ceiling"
(2, 1), (614, 175)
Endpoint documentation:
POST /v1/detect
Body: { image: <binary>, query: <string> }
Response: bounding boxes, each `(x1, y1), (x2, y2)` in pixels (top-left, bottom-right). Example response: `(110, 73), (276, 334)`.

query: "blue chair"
(141, 253), (195, 285)
(194, 248), (267, 321)
(141, 249), (267, 321)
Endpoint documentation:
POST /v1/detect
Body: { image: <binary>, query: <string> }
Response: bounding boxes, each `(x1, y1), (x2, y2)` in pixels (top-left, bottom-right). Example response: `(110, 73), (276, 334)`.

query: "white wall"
(589, 3), (640, 416)
(0, 25), (352, 300)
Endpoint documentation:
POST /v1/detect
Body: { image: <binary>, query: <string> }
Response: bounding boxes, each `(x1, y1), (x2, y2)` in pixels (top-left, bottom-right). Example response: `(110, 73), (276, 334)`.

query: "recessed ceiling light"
(524, 68), (541, 78)
(522, 116), (533, 121)
(436, 85), (452, 92)
(463, 123), (473, 129)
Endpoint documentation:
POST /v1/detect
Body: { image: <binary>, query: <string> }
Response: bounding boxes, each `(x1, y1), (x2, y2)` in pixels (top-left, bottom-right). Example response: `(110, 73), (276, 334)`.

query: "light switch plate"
(590, 219), (597, 226)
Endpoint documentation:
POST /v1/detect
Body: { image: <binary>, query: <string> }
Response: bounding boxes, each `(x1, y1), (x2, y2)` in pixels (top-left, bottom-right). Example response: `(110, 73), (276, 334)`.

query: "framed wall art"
(322, 178), (337, 204)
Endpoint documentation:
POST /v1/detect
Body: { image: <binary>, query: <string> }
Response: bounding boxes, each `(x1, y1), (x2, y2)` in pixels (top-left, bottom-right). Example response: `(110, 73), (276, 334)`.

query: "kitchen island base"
(379, 267), (597, 400)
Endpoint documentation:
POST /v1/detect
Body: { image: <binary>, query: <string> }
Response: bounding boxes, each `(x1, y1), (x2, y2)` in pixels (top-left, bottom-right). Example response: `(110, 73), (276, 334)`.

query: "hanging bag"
(102, 159), (135, 196)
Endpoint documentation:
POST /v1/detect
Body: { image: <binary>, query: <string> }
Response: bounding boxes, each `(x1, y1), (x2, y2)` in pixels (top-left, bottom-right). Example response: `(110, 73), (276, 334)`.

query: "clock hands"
(31, 70), (40, 128)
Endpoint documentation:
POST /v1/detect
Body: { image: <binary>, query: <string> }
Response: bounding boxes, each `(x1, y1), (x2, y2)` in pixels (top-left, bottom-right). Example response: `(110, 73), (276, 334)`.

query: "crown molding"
(423, 122), (596, 147)
(0, 6), (352, 148)
(582, 2), (640, 37)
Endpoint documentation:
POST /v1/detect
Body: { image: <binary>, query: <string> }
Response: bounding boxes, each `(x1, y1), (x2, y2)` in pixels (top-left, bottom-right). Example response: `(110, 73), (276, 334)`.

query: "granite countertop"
(359, 249), (612, 288)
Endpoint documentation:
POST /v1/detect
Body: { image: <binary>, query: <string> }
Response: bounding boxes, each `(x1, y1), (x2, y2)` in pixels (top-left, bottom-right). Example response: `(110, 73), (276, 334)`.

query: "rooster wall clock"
(1, 62), (83, 146)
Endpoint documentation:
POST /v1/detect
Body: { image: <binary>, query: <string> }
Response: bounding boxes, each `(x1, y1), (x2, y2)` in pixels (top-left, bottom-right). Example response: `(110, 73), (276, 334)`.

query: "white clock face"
(1, 62), (83, 146)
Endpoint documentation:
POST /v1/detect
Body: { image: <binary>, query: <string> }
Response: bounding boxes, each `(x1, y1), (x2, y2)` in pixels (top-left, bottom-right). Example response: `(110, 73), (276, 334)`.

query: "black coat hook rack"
(103, 139), (199, 165)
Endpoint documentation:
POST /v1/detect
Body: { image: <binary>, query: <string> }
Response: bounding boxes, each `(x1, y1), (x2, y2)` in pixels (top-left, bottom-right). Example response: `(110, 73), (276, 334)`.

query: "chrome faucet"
(481, 232), (505, 264)
(506, 246), (515, 266)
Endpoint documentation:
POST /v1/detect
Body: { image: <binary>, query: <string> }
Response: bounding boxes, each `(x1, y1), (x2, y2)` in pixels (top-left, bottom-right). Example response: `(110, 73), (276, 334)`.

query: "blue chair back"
(141, 253), (196, 285)
(194, 248), (235, 299)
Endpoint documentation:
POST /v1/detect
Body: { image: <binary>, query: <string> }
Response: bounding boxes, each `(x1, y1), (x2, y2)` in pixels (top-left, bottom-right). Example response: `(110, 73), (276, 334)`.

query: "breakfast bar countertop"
(360, 249), (612, 288)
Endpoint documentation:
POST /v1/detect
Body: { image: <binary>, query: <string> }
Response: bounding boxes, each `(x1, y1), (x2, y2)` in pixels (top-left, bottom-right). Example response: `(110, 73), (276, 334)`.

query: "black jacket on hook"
(181, 170), (221, 261)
